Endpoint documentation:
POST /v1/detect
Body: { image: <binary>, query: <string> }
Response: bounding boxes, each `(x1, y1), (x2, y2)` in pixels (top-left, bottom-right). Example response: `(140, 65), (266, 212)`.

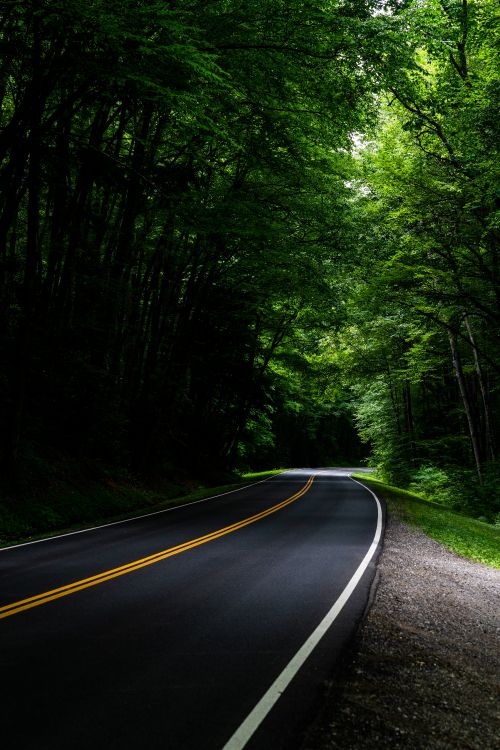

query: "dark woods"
(0, 0), (499, 522)
(0, 1), (370, 480)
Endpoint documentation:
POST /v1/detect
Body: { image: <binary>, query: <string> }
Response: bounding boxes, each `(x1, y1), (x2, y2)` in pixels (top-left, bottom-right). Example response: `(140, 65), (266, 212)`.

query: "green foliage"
(334, 0), (500, 510)
(0, 0), (377, 483)
(408, 465), (456, 505)
(0, 0), (498, 524)
(406, 463), (500, 520)
(0, 461), (288, 546)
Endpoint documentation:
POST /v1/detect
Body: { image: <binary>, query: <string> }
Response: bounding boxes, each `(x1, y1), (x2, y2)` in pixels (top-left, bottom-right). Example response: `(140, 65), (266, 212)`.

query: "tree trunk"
(448, 328), (483, 483)
(3, 8), (43, 469)
(463, 312), (495, 462)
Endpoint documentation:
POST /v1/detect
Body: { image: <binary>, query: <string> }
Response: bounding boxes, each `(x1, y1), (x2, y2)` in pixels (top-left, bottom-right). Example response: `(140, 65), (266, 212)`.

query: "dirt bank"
(302, 510), (500, 750)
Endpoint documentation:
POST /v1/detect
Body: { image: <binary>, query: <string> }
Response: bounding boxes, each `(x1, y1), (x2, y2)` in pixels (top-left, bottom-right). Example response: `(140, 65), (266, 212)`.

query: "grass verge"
(352, 474), (500, 569)
(0, 468), (287, 549)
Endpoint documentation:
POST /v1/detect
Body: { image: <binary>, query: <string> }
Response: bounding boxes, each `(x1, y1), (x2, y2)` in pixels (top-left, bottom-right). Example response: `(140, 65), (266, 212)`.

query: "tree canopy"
(0, 0), (498, 519)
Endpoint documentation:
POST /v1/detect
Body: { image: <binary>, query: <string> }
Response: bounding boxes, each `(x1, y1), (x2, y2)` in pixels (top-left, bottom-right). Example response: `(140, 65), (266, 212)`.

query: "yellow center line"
(0, 475), (315, 620)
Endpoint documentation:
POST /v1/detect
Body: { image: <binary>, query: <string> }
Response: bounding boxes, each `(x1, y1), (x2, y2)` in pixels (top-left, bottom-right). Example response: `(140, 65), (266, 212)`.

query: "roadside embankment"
(0, 468), (285, 547)
(302, 485), (500, 750)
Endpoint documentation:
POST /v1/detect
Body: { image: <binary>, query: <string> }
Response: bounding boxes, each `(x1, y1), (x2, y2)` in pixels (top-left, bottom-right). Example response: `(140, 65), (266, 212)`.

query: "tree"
(0, 0), (379, 481)
(333, 0), (500, 515)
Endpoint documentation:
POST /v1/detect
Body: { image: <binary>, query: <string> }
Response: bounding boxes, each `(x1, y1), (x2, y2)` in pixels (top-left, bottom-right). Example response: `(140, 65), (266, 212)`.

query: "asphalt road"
(0, 469), (382, 750)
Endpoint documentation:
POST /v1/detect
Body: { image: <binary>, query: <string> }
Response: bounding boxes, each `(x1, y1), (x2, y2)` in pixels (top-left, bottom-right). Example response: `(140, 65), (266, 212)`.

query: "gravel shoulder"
(302, 508), (500, 750)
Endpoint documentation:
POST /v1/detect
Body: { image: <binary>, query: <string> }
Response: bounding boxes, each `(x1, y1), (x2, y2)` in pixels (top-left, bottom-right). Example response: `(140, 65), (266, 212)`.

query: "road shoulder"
(301, 509), (500, 750)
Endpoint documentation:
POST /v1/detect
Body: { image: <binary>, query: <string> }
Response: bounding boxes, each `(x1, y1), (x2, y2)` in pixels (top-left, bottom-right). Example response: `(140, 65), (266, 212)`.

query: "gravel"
(302, 510), (500, 750)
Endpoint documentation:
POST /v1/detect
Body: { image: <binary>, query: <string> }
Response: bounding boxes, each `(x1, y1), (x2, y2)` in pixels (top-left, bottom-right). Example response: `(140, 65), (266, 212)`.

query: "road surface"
(0, 468), (382, 749)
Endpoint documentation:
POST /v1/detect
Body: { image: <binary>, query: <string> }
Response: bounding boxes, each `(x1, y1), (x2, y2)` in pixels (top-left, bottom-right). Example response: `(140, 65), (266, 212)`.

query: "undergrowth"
(0, 468), (286, 547)
(353, 474), (500, 569)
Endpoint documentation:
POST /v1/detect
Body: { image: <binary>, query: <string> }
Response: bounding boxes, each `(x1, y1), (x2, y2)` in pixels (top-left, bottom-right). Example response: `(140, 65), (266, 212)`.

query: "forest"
(0, 0), (499, 524)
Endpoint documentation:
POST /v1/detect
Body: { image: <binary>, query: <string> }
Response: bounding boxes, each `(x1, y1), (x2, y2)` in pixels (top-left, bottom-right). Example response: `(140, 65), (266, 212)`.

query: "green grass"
(0, 468), (288, 548)
(353, 474), (500, 569)
(242, 468), (290, 480)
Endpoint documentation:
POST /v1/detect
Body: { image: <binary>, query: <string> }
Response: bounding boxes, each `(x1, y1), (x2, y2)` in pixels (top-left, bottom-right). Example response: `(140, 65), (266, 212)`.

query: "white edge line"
(221, 474), (383, 750)
(0, 472), (293, 552)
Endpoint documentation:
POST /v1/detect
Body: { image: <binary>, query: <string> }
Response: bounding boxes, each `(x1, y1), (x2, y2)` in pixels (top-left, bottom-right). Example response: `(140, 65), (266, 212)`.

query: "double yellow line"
(0, 475), (315, 620)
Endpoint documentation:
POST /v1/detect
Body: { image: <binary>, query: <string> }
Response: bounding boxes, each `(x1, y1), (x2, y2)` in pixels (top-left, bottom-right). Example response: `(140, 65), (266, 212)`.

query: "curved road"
(0, 469), (382, 749)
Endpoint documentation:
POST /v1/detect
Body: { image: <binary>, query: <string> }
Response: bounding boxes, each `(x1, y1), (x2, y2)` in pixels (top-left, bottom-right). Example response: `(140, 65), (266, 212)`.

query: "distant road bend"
(0, 468), (382, 750)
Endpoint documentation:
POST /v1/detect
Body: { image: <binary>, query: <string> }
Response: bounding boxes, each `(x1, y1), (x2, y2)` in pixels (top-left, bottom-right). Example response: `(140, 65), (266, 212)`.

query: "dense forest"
(0, 0), (498, 521)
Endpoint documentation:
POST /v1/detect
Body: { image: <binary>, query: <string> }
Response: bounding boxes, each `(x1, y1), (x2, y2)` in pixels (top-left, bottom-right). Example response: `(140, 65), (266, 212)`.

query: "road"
(0, 469), (382, 750)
